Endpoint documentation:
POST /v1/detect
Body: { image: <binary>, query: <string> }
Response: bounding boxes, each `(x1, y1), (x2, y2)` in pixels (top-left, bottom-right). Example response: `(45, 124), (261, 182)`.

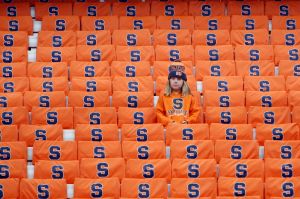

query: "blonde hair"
(164, 80), (192, 97)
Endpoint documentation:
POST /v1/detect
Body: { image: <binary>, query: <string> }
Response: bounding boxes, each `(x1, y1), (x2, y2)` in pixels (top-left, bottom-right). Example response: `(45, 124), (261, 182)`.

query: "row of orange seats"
(0, 1), (299, 19)
(1, 177), (299, 198)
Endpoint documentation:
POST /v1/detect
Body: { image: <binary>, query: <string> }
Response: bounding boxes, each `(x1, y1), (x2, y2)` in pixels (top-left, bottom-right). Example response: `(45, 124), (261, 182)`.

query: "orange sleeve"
(156, 95), (173, 126)
(187, 95), (201, 124)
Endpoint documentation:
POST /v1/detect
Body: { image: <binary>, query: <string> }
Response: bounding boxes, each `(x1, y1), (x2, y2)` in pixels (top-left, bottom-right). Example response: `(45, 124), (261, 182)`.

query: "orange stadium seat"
(265, 1), (300, 19)
(119, 16), (157, 33)
(69, 91), (109, 107)
(292, 106), (300, 124)
(27, 62), (68, 78)
(170, 178), (217, 198)
(121, 178), (168, 198)
(111, 61), (151, 78)
(81, 16), (119, 32)
(74, 107), (117, 125)
(70, 77), (112, 95)
(113, 2), (150, 16)
(265, 158), (300, 178)
(272, 16), (300, 30)
(286, 76), (300, 91)
(0, 107), (28, 126)
(76, 31), (111, 46)
(188, 1), (225, 16)
(0, 47), (28, 63)
(155, 45), (194, 63)
(218, 177), (264, 198)
(0, 141), (27, 160)
(38, 31), (76, 47)
(205, 107), (248, 124)
(194, 16), (231, 30)
(72, 2), (111, 16)
(166, 123), (209, 146)
(0, 178), (19, 198)
(75, 124), (119, 142)
(0, 77), (29, 92)
(70, 61), (110, 79)
(209, 123), (253, 141)
(0, 16), (33, 34)
(42, 16), (80, 31)
(116, 46), (155, 63)
(118, 107), (156, 126)
(112, 91), (153, 109)
(170, 140), (214, 160)
(192, 30), (230, 46)
(219, 159), (264, 179)
(271, 30), (300, 46)
(274, 45), (300, 65)
(35, 2), (72, 21)
(74, 178), (120, 198)
(24, 91), (66, 110)
(112, 29), (151, 46)
(231, 29), (269, 46)
(122, 140), (166, 160)
(0, 31), (28, 47)
(172, 159), (217, 178)
(195, 45), (234, 61)
(265, 177), (300, 198)
(279, 60), (300, 77)
(264, 140), (300, 159)
(20, 179), (67, 199)
(156, 16), (194, 32)
(214, 140), (259, 163)
(121, 123), (164, 142)
(126, 159), (171, 181)
(235, 45), (274, 61)
(153, 61), (193, 80)
(34, 160), (79, 184)
(76, 45), (116, 63)
(203, 91), (245, 107)
(19, 124), (63, 146)
(231, 16), (269, 30)
(248, 106), (291, 125)
(113, 76), (153, 93)
(79, 158), (125, 179)
(153, 29), (191, 46)
(202, 76), (244, 92)
(156, 76), (198, 95)
(0, 125), (18, 142)
(36, 47), (76, 64)
(0, 159), (27, 179)
(227, 1), (264, 16)
(246, 91), (288, 107)
(288, 91), (300, 107)
(0, 2), (31, 16)
(0, 92), (23, 107)
(78, 141), (122, 160)
(244, 76), (286, 91)
(150, 1), (188, 16)
(235, 60), (275, 77)
(29, 77), (69, 93)
(0, 62), (27, 77)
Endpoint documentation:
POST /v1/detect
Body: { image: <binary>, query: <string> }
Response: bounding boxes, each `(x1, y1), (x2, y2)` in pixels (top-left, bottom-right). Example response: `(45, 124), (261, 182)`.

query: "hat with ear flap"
(168, 61), (187, 81)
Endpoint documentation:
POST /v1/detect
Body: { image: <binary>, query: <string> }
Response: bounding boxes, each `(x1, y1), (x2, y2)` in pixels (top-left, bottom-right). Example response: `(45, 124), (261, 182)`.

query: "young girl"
(156, 61), (201, 126)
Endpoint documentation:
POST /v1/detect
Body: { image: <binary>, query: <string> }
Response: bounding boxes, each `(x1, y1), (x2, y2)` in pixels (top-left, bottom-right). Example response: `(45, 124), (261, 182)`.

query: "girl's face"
(170, 77), (183, 91)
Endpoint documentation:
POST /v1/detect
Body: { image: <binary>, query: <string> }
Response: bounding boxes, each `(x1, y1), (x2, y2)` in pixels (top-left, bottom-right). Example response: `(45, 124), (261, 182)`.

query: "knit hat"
(168, 61), (187, 81)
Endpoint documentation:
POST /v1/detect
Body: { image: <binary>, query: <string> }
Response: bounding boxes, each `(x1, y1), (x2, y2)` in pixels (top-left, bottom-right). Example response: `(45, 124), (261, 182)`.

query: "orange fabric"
(0, 2), (31, 16)
(231, 16), (269, 30)
(111, 61), (151, 78)
(78, 141), (122, 160)
(36, 47), (76, 65)
(0, 16), (33, 34)
(209, 123), (253, 141)
(24, 91), (66, 110)
(293, 106), (300, 124)
(265, 1), (300, 19)
(205, 107), (248, 124)
(0, 31), (28, 47)
(189, 1), (225, 16)
(35, 2), (72, 21)
(76, 45), (116, 63)
(112, 29), (151, 46)
(156, 92), (201, 126)
(42, 16), (80, 31)
(214, 140), (259, 163)
(118, 107), (156, 127)
(235, 60), (275, 77)
(264, 140), (300, 159)
(70, 77), (112, 95)
(192, 30), (230, 46)
(244, 76), (286, 91)
(151, 1), (188, 16)
(31, 107), (73, 129)
(231, 30), (269, 46)
(170, 178), (217, 198)
(68, 91), (109, 107)
(166, 123), (209, 146)
(0, 178), (19, 198)
(219, 159), (264, 179)
(76, 31), (111, 46)
(170, 140), (214, 160)
(0, 62), (26, 77)
(119, 16), (156, 33)
(227, 1), (264, 16)
(286, 76), (300, 91)
(112, 91), (153, 109)
(202, 76), (244, 92)
(235, 45), (274, 61)
(203, 91), (245, 107)
(0, 47), (27, 63)
(265, 177), (300, 198)
(156, 16), (194, 32)
(0, 107), (28, 126)
(195, 16), (230, 30)
(121, 123), (164, 142)
(274, 45), (300, 65)
(73, 2), (111, 16)
(271, 30), (300, 46)
(79, 158), (124, 180)
(0, 92), (23, 107)
(116, 46), (155, 63)
(19, 124), (63, 147)
(74, 107), (117, 125)
(0, 159), (26, 178)
(218, 177), (264, 198)
(171, 159), (217, 178)
(33, 141), (77, 163)
(288, 91), (300, 107)
(153, 29), (191, 46)
(29, 77), (69, 93)
(155, 45), (194, 64)
(113, 76), (153, 93)
(121, 178), (168, 198)
(248, 106), (291, 125)
(20, 179), (67, 199)
(28, 62), (68, 78)
(74, 178), (120, 198)
(0, 125), (18, 142)
(122, 141), (165, 160)
(113, 2), (150, 16)
(265, 158), (300, 178)
(75, 124), (119, 141)
(279, 60), (300, 77)
(0, 141), (26, 160)
(70, 61), (110, 79)
(246, 91), (288, 107)
(81, 16), (119, 32)
(0, 77), (29, 93)
(38, 31), (76, 47)
(34, 160), (79, 184)
(153, 61), (193, 80)
(126, 159), (171, 181)
(195, 45), (234, 61)
(272, 16), (300, 30)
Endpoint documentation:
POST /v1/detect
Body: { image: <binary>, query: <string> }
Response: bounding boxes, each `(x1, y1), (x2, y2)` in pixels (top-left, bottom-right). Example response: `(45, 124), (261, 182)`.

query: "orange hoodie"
(156, 92), (201, 126)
